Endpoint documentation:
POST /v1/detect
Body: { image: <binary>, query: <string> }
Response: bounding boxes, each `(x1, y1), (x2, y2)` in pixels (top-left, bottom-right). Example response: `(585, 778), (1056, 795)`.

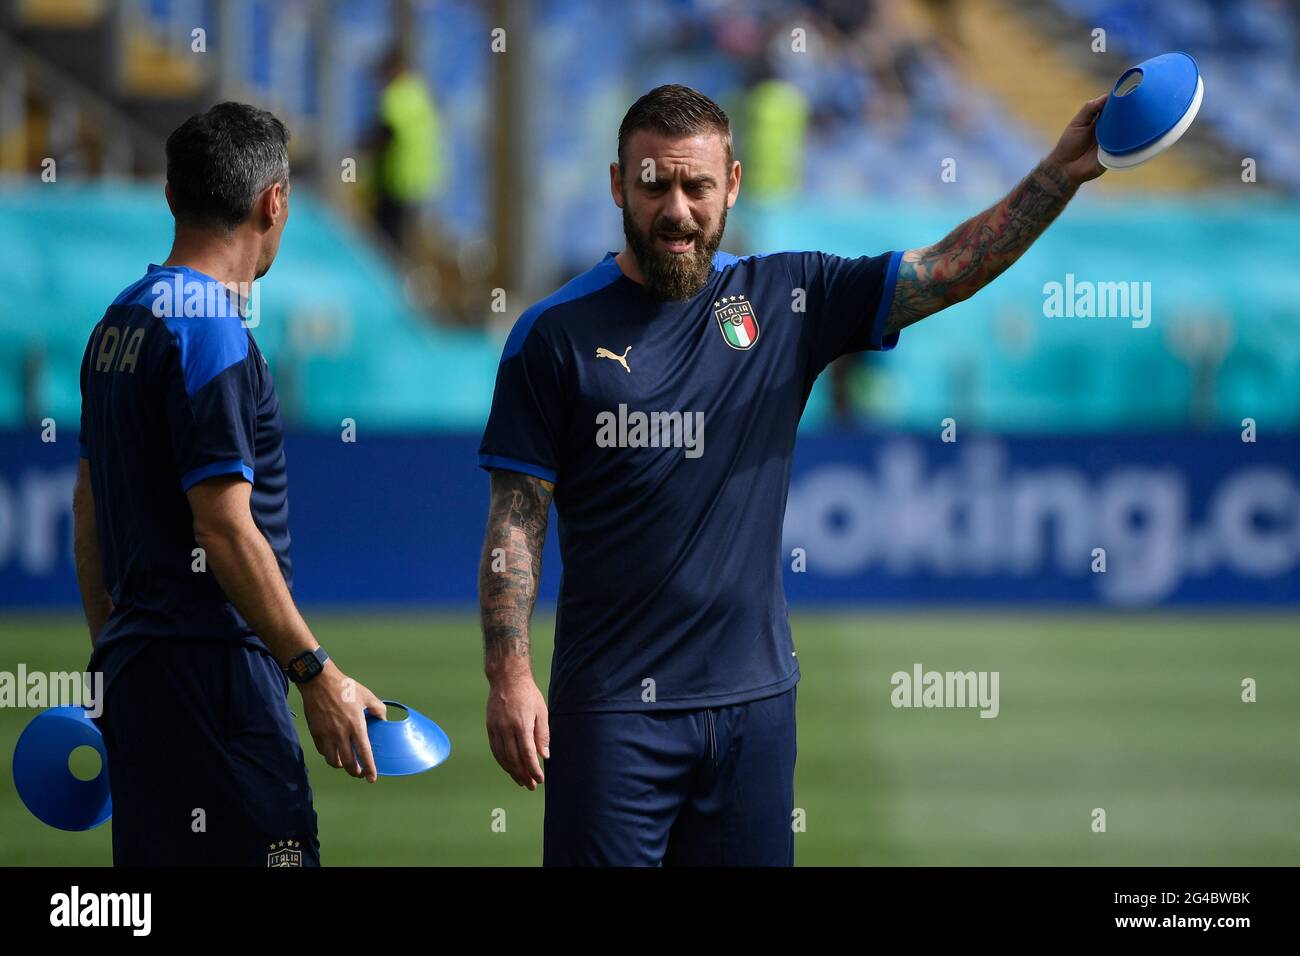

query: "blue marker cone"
(364, 700), (451, 776)
(13, 706), (112, 831)
(1096, 52), (1204, 170)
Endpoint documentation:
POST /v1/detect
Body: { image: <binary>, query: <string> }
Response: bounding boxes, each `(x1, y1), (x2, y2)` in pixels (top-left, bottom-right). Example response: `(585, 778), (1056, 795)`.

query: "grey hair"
(165, 101), (290, 230)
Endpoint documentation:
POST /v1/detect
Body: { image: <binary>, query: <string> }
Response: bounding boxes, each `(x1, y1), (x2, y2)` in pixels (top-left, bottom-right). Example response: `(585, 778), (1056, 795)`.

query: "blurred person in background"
(741, 56), (811, 201)
(368, 46), (443, 249)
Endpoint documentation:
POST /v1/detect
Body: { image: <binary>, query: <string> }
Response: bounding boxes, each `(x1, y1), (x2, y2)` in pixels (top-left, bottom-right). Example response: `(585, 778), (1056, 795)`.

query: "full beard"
(623, 204), (727, 301)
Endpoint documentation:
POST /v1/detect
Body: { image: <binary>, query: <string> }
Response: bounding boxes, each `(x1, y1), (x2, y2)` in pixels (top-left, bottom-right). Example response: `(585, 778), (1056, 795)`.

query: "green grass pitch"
(2, 610), (1298, 865)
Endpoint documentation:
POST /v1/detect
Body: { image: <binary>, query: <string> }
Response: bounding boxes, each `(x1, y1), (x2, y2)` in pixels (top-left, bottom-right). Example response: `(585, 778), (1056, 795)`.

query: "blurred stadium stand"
(0, 182), (497, 428)
(0, 0), (1297, 433)
(1047, 0), (1300, 191)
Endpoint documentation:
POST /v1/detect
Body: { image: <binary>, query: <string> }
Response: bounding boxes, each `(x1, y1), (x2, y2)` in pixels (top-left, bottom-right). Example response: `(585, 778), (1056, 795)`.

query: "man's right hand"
(187, 475), (387, 783)
(299, 661), (387, 782)
(486, 673), (549, 790)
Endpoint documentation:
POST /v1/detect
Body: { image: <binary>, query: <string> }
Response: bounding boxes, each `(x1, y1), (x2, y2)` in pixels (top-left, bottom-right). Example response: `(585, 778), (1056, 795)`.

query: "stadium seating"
(0, 184), (496, 430)
(3, 0), (1297, 433)
(1051, 0), (1300, 190)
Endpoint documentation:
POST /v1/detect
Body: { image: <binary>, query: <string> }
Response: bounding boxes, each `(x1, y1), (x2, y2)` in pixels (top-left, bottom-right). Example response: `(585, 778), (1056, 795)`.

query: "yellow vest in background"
(379, 71), (442, 202)
(745, 79), (810, 199)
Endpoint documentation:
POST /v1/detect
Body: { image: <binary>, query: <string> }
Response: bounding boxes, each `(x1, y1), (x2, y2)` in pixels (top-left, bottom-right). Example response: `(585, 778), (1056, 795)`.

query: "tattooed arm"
(886, 95), (1108, 335)
(479, 469), (554, 790)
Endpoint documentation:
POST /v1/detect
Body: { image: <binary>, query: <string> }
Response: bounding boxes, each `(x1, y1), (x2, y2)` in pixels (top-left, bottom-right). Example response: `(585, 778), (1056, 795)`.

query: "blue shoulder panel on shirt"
(114, 264), (251, 395)
(500, 254), (624, 363)
(161, 312), (250, 396)
(712, 250), (788, 271)
(111, 272), (161, 308)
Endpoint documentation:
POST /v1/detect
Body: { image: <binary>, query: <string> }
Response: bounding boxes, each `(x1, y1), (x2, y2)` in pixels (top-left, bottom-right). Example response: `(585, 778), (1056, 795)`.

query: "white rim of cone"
(1098, 74), (1204, 170)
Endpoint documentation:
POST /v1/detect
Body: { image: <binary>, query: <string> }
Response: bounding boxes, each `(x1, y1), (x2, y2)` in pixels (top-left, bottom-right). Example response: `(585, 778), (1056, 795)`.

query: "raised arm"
(886, 94), (1108, 335)
(479, 469), (553, 790)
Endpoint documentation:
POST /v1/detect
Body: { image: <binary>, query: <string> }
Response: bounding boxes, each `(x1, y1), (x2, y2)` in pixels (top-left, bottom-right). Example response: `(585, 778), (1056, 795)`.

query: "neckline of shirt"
(599, 250), (731, 305)
(146, 263), (249, 318)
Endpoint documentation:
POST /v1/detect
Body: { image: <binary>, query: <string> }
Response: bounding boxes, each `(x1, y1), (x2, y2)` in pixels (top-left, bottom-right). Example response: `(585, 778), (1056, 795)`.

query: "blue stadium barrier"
(2, 430), (1296, 609)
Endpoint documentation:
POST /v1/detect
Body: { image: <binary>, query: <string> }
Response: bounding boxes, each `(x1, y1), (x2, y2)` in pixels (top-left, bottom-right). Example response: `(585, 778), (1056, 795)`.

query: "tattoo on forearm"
(479, 471), (553, 669)
(887, 160), (1075, 333)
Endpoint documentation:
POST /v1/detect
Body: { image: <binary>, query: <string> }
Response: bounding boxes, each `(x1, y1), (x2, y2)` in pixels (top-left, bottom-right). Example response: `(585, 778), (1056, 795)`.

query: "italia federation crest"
(267, 840), (303, 867)
(713, 295), (759, 350)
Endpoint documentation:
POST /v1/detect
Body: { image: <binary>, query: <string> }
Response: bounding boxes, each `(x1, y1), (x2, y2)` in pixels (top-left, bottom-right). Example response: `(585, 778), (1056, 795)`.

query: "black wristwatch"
(286, 646), (329, 684)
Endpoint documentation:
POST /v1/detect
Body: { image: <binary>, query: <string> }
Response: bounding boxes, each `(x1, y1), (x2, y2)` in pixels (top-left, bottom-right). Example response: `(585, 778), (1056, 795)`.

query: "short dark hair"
(165, 102), (290, 230)
(617, 84), (732, 171)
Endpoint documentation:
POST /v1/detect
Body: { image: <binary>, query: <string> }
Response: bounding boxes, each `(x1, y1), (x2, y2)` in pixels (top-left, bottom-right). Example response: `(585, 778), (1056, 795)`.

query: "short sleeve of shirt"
(478, 316), (567, 485)
(789, 250), (903, 375)
(160, 315), (257, 492)
(78, 325), (96, 459)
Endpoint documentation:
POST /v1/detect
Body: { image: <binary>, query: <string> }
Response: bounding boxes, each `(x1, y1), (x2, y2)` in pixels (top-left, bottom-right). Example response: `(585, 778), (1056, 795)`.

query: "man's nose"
(660, 185), (692, 224)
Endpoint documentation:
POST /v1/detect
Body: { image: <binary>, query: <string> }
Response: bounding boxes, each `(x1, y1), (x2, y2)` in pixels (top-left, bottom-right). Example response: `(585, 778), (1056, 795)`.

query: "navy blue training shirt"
(80, 264), (290, 673)
(479, 249), (902, 713)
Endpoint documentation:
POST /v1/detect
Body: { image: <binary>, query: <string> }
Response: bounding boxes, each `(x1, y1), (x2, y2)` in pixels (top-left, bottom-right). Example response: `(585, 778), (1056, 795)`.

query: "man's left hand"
(1047, 94), (1108, 189)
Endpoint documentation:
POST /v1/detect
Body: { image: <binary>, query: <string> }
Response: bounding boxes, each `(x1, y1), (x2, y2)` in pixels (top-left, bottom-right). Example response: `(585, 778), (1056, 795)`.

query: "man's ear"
(164, 182), (177, 217)
(609, 162), (625, 209)
(726, 160), (742, 209)
(259, 181), (285, 229)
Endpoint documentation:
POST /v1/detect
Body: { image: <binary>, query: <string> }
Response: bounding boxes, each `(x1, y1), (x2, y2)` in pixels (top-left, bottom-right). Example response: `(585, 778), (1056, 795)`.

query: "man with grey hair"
(74, 102), (385, 866)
